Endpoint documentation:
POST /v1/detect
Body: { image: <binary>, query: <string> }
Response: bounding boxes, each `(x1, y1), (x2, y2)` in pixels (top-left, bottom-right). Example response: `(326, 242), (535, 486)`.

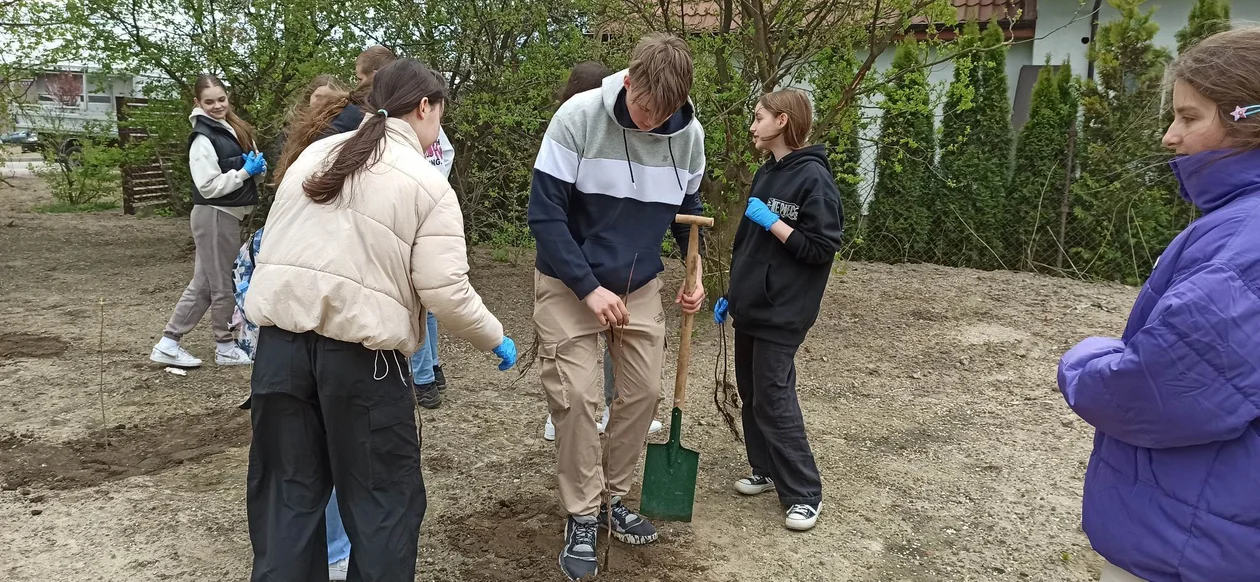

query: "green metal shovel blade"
(639, 407), (699, 522)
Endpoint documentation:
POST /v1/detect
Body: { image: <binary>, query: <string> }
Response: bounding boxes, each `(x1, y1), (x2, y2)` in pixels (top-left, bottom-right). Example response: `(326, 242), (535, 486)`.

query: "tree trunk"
(1056, 119), (1077, 270)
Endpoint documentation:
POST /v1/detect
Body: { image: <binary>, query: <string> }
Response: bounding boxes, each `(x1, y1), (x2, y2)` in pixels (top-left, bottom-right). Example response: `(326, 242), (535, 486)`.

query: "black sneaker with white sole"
(785, 502), (821, 531)
(734, 475), (775, 495)
(414, 382), (441, 409)
(598, 496), (659, 545)
(560, 514), (599, 580)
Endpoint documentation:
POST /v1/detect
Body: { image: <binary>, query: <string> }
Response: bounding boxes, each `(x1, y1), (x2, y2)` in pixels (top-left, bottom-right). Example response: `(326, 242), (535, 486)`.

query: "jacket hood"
(765, 144), (831, 174)
(189, 107), (234, 132)
(601, 69), (695, 137)
(1169, 148), (1260, 213)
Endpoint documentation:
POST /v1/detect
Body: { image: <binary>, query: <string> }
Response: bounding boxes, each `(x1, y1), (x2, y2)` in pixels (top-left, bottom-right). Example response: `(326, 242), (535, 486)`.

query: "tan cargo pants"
(534, 271), (665, 517)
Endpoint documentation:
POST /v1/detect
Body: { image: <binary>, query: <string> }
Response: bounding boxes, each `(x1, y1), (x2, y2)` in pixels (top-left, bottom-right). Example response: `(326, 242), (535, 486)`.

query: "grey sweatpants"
(163, 205), (241, 344)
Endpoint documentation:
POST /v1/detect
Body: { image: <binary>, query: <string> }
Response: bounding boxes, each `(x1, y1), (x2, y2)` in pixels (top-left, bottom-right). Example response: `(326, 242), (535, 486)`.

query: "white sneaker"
(735, 475), (776, 496)
(597, 407), (610, 433)
(544, 414), (556, 441)
(595, 409), (662, 435)
(785, 503), (821, 531)
(215, 345), (253, 366)
(149, 344), (202, 368)
(328, 557), (349, 581)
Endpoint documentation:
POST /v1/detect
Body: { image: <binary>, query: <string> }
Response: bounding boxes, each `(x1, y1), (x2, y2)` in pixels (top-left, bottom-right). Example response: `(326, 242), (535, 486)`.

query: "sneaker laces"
(609, 500), (642, 528)
(572, 519), (597, 549)
(787, 504), (816, 519)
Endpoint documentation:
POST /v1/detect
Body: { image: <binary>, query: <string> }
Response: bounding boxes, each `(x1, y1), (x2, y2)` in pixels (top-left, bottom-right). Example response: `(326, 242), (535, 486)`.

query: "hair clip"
(377, 108), (389, 117)
(1230, 105), (1260, 121)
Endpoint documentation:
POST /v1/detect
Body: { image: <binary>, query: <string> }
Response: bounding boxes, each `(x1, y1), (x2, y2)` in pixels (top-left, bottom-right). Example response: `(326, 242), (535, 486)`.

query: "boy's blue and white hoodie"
(529, 70), (706, 299)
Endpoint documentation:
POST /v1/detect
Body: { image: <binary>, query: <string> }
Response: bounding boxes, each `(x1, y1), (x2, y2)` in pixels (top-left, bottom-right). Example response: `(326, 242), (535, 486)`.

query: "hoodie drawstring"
(668, 137), (683, 191)
(622, 129), (637, 190)
(623, 132), (685, 193)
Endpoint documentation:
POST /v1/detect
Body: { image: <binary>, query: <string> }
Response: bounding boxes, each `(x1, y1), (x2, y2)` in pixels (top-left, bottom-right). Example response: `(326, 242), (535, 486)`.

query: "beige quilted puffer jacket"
(244, 118), (504, 354)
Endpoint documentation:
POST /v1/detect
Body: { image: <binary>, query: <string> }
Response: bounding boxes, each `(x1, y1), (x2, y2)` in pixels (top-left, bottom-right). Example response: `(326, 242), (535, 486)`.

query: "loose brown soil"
(0, 177), (1137, 581)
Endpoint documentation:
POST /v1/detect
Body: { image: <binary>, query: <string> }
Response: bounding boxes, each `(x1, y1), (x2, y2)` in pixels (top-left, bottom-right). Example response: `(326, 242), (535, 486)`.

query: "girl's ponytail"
(224, 109), (257, 152)
(302, 59), (448, 205)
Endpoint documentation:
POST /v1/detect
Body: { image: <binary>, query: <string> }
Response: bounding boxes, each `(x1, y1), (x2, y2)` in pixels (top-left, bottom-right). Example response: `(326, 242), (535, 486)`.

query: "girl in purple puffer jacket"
(1058, 27), (1260, 582)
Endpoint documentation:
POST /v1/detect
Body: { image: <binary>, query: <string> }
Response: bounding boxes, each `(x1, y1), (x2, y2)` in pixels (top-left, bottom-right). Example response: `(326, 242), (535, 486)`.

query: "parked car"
(1, 130), (41, 152)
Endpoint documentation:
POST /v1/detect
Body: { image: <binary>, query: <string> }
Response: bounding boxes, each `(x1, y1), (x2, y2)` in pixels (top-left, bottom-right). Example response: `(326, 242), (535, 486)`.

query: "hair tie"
(1230, 105), (1260, 121)
(377, 109), (389, 117)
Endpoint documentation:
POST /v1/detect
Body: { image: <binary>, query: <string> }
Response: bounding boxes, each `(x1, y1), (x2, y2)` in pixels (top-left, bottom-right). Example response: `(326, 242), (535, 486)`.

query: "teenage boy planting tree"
(528, 33), (707, 580)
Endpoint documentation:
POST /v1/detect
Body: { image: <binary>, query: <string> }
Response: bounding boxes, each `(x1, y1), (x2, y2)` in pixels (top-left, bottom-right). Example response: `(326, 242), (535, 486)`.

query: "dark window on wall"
(1011, 64), (1058, 131)
(88, 95), (113, 104)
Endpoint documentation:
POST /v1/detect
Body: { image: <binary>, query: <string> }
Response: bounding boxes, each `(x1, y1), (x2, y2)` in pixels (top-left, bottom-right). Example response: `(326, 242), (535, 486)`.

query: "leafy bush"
(866, 41), (938, 263)
(1009, 59), (1077, 271)
(33, 126), (124, 209)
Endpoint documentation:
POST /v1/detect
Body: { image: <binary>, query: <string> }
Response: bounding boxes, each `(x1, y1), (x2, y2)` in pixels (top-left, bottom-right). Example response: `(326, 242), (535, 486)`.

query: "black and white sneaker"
(598, 496), (659, 545)
(414, 381), (441, 409)
(560, 514), (599, 580)
(785, 502), (821, 531)
(734, 475), (775, 496)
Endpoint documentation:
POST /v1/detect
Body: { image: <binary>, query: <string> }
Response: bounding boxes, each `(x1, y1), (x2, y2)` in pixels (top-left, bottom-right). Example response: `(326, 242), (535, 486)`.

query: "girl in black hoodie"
(713, 89), (844, 532)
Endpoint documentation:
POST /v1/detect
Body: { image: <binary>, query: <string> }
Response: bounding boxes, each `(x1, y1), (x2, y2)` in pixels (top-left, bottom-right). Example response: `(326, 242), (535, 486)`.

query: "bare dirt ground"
(0, 177), (1138, 581)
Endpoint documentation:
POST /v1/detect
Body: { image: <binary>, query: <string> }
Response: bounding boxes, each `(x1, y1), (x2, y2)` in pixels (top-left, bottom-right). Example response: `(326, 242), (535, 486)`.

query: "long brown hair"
(303, 59), (448, 204)
(274, 76), (351, 186)
(559, 61), (611, 103)
(757, 89), (813, 150)
(193, 74), (256, 152)
(1168, 26), (1260, 152)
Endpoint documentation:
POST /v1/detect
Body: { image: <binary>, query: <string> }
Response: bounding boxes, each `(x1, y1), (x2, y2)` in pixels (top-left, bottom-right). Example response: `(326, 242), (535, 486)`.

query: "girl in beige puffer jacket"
(242, 59), (516, 581)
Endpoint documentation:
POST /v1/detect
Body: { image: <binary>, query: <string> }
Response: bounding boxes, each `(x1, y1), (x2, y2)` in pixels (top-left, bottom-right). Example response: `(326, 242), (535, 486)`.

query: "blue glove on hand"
(745, 197), (780, 230)
(493, 337), (517, 371)
(713, 296), (729, 325)
(242, 151), (267, 176)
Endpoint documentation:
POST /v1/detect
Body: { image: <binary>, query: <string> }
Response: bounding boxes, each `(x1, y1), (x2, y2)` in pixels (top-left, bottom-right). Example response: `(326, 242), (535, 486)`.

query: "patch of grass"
(33, 200), (120, 214)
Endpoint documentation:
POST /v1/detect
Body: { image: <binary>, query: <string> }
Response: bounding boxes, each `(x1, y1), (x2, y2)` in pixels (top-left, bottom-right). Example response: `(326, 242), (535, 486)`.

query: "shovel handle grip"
(672, 215), (706, 410)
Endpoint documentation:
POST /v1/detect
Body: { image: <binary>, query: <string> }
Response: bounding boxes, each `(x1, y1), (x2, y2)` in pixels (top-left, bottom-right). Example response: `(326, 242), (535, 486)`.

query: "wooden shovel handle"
(672, 214), (709, 410)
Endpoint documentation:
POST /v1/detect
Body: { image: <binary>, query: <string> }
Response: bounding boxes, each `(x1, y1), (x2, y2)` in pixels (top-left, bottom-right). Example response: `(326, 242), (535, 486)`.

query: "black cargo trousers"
(247, 326), (426, 582)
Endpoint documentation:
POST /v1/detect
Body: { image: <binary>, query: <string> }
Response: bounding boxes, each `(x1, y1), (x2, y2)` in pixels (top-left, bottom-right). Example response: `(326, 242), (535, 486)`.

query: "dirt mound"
(0, 332), (70, 359)
(0, 408), (250, 490)
(436, 494), (711, 582)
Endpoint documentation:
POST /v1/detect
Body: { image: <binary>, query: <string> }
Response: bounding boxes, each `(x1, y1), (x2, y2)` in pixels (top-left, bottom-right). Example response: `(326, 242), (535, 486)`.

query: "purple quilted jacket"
(1058, 148), (1260, 582)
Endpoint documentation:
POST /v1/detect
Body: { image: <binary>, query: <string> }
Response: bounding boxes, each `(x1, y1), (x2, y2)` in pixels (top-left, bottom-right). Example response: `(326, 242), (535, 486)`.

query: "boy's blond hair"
(628, 33), (693, 117)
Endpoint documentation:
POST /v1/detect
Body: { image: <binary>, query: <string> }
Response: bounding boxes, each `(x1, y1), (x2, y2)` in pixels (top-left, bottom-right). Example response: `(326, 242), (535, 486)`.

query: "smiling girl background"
(149, 74), (266, 369)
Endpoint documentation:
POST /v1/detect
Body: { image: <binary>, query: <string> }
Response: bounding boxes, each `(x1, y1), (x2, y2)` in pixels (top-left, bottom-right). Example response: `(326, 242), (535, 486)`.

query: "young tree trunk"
(1056, 119), (1077, 270)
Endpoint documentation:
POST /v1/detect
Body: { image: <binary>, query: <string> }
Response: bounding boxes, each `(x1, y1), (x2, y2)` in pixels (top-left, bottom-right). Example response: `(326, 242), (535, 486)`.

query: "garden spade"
(640, 214), (712, 522)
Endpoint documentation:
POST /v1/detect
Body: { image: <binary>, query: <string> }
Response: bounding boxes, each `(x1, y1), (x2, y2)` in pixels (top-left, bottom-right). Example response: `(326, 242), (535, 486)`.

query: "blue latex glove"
(713, 296), (729, 325)
(493, 337), (517, 371)
(745, 197), (780, 230)
(242, 151), (267, 176)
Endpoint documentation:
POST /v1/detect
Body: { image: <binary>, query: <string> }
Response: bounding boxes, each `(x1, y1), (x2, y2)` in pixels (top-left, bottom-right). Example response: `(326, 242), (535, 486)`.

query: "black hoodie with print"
(725, 145), (844, 346)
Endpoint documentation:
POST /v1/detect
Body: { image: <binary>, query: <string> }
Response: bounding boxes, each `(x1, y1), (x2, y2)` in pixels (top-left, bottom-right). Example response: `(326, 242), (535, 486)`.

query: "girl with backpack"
(713, 89), (844, 532)
(149, 74), (266, 369)
(243, 59), (518, 581)
(1058, 27), (1260, 582)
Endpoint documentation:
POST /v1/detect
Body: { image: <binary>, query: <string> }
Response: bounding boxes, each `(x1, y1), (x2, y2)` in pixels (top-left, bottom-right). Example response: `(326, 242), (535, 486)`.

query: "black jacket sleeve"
(783, 172), (844, 265)
(320, 105), (365, 140)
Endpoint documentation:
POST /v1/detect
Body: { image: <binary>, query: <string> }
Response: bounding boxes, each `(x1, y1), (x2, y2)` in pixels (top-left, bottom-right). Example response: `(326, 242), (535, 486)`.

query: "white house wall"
(843, 0), (1260, 214)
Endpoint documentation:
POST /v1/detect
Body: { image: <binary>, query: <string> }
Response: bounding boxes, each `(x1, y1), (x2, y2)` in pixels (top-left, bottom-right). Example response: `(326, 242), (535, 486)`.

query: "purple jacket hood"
(1058, 148), (1260, 581)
